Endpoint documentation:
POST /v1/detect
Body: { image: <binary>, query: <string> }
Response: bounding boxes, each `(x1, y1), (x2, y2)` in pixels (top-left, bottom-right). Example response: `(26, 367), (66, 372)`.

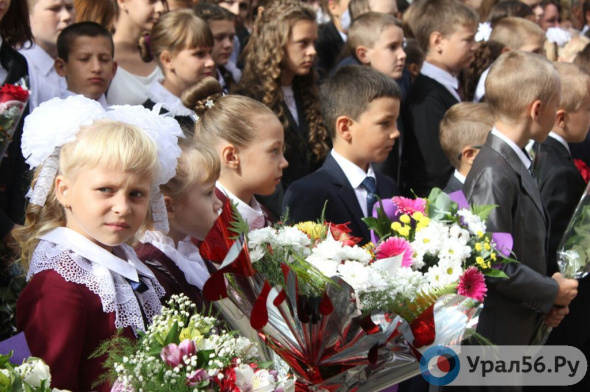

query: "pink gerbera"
(392, 196), (426, 216)
(457, 267), (487, 302)
(375, 237), (413, 267)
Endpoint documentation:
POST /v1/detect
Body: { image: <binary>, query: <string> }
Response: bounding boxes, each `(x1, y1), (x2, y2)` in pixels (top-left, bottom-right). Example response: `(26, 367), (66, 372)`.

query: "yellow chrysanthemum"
(399, 227), (410, 237)
(420, 217), (430, 226)
(490, 252), (497, 261)
(475, 243), (482, 252)
(400, 214), (411, 224)
(412, 211), (424, 221)
(477, 231), (484, 238)
(295, 221), (325, 239)
(391, 222), (402, 231)
(476, 256), (488, 269)
(484, 243), (491, 251)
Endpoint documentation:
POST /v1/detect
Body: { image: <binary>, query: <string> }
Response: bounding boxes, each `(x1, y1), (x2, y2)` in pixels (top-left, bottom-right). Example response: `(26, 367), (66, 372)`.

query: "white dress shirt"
(216, 182), (268, 230)
(491, 127), (532, 170)
(19, 44), (67, 110)
(420, 61), (461, 102)
(331, 149), (376, 217)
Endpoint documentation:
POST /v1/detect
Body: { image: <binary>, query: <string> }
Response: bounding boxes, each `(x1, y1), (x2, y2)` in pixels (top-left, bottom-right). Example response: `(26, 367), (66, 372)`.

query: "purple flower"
(186, 368), (209, 386)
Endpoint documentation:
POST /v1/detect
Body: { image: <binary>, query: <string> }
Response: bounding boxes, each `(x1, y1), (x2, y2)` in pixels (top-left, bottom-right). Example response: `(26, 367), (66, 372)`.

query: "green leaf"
(471, 204), (497, 222)
(483, 268), (509, 278)
(428, 189), (452, 220)
(164, 321), (179, 346)
(196, 349), (214, 368)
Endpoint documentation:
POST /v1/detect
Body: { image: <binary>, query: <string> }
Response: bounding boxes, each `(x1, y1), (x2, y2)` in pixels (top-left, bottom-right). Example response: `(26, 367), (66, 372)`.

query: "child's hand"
(543, 305), (569, 328)
(552, 272), (578, 306)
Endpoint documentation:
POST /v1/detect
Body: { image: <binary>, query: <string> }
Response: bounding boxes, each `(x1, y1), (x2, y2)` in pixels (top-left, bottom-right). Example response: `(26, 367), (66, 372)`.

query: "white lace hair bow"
(546, 27), (571, 46)
(475, 22), (492, 43)
(22, 96), (184, 234)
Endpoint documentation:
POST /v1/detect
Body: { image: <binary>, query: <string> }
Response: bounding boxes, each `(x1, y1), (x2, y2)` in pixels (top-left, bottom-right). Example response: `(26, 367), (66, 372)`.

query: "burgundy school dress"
(17, 227), (164, 392)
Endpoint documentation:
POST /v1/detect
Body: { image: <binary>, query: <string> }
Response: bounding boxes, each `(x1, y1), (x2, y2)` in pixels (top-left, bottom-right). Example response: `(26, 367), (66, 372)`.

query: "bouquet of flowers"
(0, 78), (30, 165)
(0, 352), (68, 392)
(98, 294), (293, 392)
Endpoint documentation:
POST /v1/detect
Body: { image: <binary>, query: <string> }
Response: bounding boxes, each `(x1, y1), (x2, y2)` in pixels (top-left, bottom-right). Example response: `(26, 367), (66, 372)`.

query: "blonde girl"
(14, 96), (182, 391)
(238, 0), (329, 191)
(136, 138), (222, 307)
(141, 9), (215, 135)
(184, 76), (288, 229)
(107, 0), (167, 105)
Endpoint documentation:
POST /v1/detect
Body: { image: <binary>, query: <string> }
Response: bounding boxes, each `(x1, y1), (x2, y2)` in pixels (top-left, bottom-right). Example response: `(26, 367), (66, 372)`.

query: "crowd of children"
(2, 0), (590, 390)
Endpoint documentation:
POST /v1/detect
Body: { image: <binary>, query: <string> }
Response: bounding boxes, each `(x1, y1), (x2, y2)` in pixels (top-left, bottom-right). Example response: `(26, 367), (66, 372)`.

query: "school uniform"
(401, 62), (460, 197)
(142, 81), (198, 135)
(17, 227), (164, 391)
(283, 150), (399, 244)
(19, 44), (67, 110)
(136, 231), (211, 310)
(463, 130), (559, 348)
(316, 21), (345, 79)
(0, 41), (30, 229)
(216, 183), (274, 229)
(443, 170), (465, 194)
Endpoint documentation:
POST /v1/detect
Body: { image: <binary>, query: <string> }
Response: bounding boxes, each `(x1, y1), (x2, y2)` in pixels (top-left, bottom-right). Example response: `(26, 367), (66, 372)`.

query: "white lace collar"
(216, 182), (267, 230)
(141, 231), (210, 290)
(148, 81), (197, 119)
(29, 227), (164, 333)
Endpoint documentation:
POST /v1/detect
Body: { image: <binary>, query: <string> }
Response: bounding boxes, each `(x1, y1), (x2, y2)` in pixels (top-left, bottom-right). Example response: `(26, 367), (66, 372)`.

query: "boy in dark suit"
(439, 102), (493, 193)
(463, 51), (577, 358)
(534, 62), (590, 390)
(283, 66), (400, 244)
(401, 0), (478, 196)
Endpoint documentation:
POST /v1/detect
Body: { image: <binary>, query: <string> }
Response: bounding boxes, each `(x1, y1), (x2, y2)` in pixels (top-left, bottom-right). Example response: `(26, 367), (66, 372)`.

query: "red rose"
(574, 159), (590, 184)
(0, 84), (30, 103)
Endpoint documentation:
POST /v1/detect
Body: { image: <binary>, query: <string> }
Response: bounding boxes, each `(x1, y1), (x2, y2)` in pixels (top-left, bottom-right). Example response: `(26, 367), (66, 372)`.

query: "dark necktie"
(361, 176), (377, 215)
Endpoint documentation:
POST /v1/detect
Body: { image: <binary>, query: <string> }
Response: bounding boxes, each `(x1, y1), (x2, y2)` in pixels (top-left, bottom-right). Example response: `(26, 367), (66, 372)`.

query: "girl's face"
(209, 19), (235, 67)
(238, 114), (288, 197)
(55, 166), (152, 252)
(119, 0), (166, 32)
(282, 19), (317, 83)
(168, 45), (215, 91)
(168, 179), (222, 241)
(30, 0), (75, 51)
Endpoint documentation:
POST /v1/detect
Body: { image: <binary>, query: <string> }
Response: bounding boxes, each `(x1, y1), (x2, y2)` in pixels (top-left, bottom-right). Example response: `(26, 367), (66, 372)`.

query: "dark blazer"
(463, 132), (559, 345)
(316, 22), (344, 80)
(401, 74), (459, 197)
(135, 242), (210, 311)
(283, 153), (399, 244)
(569, 132), (590, 167)
(443, 172), (463, 194)
(0, 45), (30, 228)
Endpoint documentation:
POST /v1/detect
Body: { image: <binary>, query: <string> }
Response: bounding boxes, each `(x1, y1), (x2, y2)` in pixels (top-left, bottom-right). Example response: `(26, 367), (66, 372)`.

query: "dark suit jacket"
(463, 132), (559, 345)
(316, 22), (344, 80)
(401, 74), (459, 197)
(534, 137), (590, 350)
(569, 131), (590, 167)
(0, 45), (29, 228)
(282, 153), (399, 244)
(443, 172), (463, 194)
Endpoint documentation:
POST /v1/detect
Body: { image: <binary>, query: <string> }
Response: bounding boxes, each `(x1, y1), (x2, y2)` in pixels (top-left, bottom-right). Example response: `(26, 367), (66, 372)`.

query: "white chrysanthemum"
(337, 244), (372, 265)
(439, 238), (472, 263)
(337, 260), (371, 292)
(412, 220), (448, 256)
(457, 209), (486, 235)
(306, 255), (339, 278)
(275, 226), (311, 253)
(308, 236), (343, 261)
(247, 227), (276, 248)
(438, 258), (463, 285)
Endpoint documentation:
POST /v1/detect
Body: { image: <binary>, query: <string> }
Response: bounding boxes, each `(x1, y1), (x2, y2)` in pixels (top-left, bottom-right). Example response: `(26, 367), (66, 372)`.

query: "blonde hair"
(554, 62), (590, 112)
(238, 0), (329, 162)
(14, 120), (159, 269)
(439, 102), (494, 169)
(138, 9), (213, 65)
(348, 12), (403, 54)
(184, 76), (277, 149)
(489, 17), (545, 51)
(161, 137), (221, 199)
(408, 0), (478, 52)
(558, 33), (590, 62)
(486, 51), (560, 122)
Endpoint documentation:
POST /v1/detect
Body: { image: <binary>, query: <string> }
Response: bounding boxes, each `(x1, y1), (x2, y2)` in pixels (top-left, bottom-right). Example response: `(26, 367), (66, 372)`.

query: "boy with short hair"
(20, 0), (75, 110)
(439, 102), (493, 193)
(401, 0), (478, 197)
(283, 66), (400, 244)
(54, 21), (117, 106)
(474, 16), (546, 102)
(464, 51), (578, 353)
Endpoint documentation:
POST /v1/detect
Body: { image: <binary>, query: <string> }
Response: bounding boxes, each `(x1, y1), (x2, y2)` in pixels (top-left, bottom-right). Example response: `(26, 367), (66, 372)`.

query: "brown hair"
(193, 2), (236, 21)
(183, 76), (278, 149)
(408, 0), (478, 52)
(138, 9), (213, 64)
(486, 51), (560, 121)
(7, 0), (33, 48)
(440, 102), (493, 169)
(489, 16), (545, 51)
(74, 0), (118, 33)
(238, 0), (329, 162)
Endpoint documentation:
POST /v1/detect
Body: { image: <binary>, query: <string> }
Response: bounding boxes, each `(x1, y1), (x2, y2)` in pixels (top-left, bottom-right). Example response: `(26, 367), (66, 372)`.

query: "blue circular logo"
(419, 345), (460, 386)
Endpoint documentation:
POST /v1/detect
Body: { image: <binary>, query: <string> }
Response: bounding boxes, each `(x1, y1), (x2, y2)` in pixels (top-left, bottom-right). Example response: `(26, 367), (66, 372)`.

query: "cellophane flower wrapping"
(198, 193), (503, 391)
(97, 294), (293, 392)
(0, 77), (29, 165)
